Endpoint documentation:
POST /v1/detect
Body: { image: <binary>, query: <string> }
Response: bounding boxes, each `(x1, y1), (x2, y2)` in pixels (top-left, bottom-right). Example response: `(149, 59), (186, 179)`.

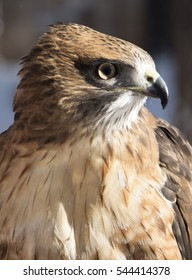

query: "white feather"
(54, 202), (76, 259)
(97, 92), (146, 133)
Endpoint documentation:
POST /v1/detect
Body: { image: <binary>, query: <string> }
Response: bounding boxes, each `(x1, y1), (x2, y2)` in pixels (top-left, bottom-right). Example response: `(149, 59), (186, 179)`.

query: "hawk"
(0, 23), (192, 260)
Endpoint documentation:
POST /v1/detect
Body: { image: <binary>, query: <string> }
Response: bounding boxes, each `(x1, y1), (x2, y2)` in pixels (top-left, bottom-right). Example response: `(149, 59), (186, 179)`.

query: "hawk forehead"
(48, 23), (155, 68)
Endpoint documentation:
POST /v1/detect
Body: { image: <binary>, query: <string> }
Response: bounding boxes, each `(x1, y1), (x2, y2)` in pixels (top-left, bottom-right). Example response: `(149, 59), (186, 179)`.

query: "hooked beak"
(145, 75), (169, 109)
(129, 71), (169, 109)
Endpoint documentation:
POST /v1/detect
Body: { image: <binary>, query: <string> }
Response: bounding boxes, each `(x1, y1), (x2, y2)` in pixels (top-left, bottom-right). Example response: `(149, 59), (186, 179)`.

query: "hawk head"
(13, 23), (168, 142)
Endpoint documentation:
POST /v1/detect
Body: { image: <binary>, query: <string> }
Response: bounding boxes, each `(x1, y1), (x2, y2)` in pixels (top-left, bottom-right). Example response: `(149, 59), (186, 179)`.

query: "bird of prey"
(0, 23), (192, 260)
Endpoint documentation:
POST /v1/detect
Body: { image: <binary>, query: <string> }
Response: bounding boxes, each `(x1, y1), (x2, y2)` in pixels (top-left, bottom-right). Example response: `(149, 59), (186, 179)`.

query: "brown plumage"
(0, 23), (192, 260)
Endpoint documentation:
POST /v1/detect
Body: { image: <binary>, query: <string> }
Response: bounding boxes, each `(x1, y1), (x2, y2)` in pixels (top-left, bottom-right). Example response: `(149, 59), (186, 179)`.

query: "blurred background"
(0, 0), (192, 142)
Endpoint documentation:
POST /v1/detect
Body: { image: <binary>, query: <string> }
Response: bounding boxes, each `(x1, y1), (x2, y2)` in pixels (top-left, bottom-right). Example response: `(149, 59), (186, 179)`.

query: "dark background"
(0, 0), (192, 142)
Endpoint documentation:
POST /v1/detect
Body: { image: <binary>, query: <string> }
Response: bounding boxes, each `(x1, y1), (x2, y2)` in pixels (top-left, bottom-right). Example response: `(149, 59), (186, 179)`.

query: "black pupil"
(102, 65), (112, 76)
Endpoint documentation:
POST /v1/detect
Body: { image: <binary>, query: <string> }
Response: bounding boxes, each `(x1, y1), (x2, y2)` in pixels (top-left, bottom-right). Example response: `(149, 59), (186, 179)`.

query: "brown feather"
(155, 118), (192, 259)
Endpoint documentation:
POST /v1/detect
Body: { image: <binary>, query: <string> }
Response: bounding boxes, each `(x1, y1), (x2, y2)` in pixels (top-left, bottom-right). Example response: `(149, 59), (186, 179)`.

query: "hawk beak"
(146, 75), (169, 109)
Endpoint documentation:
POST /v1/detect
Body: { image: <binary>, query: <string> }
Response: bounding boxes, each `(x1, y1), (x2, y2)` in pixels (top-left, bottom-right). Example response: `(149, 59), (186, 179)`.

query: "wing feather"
(155, 119), (192, 259)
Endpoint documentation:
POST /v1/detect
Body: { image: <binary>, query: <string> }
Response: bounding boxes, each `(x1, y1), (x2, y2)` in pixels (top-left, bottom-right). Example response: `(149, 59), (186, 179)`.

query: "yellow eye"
(98, 63), (116, 80)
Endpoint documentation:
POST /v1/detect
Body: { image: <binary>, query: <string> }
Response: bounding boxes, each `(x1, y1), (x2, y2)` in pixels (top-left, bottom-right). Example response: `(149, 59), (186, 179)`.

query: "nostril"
(146, 75), (154, 83)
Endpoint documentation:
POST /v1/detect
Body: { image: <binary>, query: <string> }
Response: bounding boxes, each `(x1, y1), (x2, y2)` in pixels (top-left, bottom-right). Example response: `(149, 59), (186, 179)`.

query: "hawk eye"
(97, 63), (116, 80)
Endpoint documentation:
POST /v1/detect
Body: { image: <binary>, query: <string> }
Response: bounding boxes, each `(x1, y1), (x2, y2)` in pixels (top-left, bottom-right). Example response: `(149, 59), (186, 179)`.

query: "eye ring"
(98, 63), (116, 80)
